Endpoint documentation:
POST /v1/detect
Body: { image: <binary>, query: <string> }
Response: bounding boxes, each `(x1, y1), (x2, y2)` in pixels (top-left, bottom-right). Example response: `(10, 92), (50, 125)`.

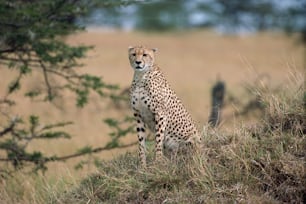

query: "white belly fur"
(132, 87), (155, 132)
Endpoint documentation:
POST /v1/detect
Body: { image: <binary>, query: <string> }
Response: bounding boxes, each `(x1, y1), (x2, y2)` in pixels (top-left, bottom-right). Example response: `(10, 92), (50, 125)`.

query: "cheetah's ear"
(128, 46), (134, 51)
(152, 48), (158, 53)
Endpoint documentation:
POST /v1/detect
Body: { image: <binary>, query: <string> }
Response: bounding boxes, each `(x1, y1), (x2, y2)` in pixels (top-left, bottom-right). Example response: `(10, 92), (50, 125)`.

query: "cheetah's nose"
(135, 61), (141, 65)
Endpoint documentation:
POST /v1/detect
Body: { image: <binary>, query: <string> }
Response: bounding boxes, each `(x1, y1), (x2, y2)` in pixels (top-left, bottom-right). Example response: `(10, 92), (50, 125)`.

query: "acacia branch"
(40, 61), (53, 100)
(0, 141), (138, 163)
(45, 68), (80, 85)
(0, 121), (16, 137)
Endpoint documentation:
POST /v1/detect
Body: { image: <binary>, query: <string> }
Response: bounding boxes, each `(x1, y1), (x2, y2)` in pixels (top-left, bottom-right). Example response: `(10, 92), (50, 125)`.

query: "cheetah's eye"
(143, 53), (147, 57)
(132, 53), (136, 56)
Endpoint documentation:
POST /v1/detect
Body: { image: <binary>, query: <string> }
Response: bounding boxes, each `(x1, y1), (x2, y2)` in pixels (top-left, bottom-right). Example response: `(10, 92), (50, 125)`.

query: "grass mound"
(58, 72), (305, 203)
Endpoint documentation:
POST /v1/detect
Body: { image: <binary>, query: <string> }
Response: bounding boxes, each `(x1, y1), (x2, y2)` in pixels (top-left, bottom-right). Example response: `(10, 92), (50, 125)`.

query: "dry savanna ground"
(0, 29), (304, 180)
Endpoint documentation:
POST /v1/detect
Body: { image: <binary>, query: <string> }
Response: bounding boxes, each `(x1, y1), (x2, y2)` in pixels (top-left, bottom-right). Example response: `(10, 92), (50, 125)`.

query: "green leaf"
(77, 146), (93, 154)
(19, 64), (31, 74)
(39, 131), (71, 139)
(105, 140), (119, 149)
(29, 115), (39, 126)
(0, 139), (17, 150)
(74, 160), (86, 170)
(25, 90), (41, 98)
(118, 126), (134, 137)
(104, 118), (118, 127)
(76, 88), (89, 107)
(28, 151), (43, 162)
(8, 80), (21, 93)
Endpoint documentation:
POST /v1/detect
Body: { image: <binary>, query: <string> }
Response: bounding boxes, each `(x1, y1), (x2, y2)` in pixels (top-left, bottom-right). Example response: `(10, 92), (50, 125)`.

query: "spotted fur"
(128, 45), (201, 167)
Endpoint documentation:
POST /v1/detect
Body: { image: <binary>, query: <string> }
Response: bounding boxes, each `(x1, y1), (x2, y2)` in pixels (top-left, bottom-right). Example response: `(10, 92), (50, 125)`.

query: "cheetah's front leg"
(133, 112), (147, 168)
(154, 111), (167, 161)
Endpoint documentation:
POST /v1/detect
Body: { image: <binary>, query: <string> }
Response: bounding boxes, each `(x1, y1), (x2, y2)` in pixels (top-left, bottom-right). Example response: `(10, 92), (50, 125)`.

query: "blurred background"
(67, 0), (305, 150)
(0, 0), (305, 177)
(80, 0), (305, 35)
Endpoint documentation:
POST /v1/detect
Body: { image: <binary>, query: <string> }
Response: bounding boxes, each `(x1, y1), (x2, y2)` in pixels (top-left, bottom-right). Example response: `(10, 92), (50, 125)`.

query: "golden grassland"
(0, 29), (305, 203)
(0, 29), (304, 167)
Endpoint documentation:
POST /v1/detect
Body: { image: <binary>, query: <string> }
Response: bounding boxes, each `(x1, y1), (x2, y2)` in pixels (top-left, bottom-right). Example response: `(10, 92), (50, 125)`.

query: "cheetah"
(128, 45), (201, 167)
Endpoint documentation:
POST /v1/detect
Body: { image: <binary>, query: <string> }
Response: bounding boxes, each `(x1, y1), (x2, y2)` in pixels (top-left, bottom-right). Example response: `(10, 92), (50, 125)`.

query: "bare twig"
(0, 120), (16, 137)
(45, 68), (79, 85)
(40, 61), (53, 100)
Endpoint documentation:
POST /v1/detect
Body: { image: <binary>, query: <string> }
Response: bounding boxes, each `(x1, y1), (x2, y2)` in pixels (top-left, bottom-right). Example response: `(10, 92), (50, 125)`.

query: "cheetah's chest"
(131, 87), (155, 132)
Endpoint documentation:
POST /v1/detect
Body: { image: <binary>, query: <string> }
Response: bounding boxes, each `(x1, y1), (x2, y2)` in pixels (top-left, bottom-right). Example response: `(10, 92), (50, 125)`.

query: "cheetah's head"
(128, 45), (157, 71)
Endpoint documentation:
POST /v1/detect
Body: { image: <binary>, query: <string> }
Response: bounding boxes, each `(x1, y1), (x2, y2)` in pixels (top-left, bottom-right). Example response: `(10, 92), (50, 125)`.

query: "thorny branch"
(0, 141), (138, 162)
(40, 61), (53, 101)
(0, 114), (136, 174)
(0, 119), (17, 137)
(0, 0), (130, 176)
